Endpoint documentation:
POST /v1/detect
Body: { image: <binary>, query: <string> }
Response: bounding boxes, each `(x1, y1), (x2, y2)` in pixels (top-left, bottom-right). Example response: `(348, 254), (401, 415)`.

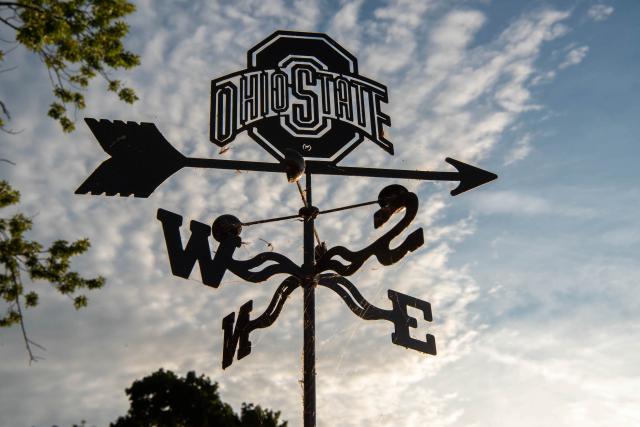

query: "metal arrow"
(76, 118), (497, 198)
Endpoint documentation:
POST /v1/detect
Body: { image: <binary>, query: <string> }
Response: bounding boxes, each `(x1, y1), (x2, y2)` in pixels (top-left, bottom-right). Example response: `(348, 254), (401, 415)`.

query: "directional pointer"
(76, 119), (497, 198)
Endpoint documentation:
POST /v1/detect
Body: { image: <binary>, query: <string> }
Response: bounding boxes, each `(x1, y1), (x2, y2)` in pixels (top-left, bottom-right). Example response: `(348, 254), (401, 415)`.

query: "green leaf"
(117, 87), (137, 103)
(0, 181), (20, 208)
(25, 291), (39, 307)
(47, 102), (65, 120)
(73, 295), (88, 309)
(108, 79), (121, 92)
(4, 0), (139, 132)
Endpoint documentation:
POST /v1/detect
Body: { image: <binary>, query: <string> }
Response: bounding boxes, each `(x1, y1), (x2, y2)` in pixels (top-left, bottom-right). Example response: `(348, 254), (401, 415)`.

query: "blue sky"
(1, 1), (638, 426)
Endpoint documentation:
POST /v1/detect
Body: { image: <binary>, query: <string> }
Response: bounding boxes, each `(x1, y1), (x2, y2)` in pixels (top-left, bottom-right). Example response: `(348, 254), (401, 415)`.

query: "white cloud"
(361, 0), (436, 75)
(468, 190), (552, 215)
(504, 134), (532, 165)
(465, 190), (598, 218)
(385, 8), (570, 169)
(559, 45), (589, 69)
(456, 226), (640, 425)
(327, 0), (365, 46)
(587, 4), (614, 22)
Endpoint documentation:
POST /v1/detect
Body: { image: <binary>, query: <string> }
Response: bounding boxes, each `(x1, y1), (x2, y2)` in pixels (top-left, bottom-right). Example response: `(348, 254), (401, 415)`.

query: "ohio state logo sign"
(210, 30), (394, 162)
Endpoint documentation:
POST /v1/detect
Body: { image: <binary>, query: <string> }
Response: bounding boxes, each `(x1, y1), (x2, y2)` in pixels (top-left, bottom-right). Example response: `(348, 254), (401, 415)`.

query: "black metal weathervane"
(75, 31), (497, 426)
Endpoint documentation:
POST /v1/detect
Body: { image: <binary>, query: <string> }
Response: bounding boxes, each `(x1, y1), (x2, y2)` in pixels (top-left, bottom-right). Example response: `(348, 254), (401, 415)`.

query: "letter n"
(221, 301), (253, 369)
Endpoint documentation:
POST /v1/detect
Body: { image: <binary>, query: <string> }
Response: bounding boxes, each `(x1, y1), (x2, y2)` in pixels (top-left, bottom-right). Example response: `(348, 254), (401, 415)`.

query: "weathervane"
(75, 31), (497, 427)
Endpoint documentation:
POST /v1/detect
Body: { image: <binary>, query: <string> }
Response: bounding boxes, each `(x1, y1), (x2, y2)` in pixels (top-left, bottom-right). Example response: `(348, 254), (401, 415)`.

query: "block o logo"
(210, 31), (394, 162)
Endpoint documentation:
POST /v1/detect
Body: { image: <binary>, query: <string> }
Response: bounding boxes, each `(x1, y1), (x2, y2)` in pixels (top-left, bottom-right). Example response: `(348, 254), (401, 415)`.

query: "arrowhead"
(445, 157), (498, 196)
(76, 119), (186, 197)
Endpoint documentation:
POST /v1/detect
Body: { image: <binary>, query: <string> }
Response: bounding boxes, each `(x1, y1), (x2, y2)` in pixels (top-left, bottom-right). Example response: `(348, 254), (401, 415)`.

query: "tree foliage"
(0, 0), (139, 132)
(111, 369), (288, 427)
(240, 403), (288, 427)
(0, 1), (139, 361)
(0, 180), (105, 361)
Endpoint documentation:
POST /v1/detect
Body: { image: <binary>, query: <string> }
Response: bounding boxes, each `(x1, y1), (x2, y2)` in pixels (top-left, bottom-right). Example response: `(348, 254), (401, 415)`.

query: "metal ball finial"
(283, 149), (305, 183)
(212, 215), (242, 242)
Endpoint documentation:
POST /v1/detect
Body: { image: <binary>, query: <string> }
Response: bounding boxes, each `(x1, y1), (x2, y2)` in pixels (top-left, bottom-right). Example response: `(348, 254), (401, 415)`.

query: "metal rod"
(297, 180), (321, 245)
(185, 157), (286, 173)
(306, 161), (459, 181)
(302, 170), (316, 427)
(296, 181), (308, 207)
(184, 157), (459, 181)
(241, 213), (300, 226)
(241, 199), (377, 228)
(318, 199), (377, 215)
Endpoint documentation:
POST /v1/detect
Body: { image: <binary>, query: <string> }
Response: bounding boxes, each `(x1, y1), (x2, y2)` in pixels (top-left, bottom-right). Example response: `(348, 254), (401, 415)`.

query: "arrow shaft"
(306, 162), (459, 181)
(184, 157), (460, 182)
(185, 157), (285, 173)
(78, 119), (496, 197)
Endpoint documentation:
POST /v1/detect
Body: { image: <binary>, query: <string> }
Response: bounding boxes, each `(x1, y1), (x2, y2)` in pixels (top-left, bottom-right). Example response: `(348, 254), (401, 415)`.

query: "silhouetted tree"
(240, 403), (288, 427)
(111, 369), (288, 427)
(51, 420), (93, 427)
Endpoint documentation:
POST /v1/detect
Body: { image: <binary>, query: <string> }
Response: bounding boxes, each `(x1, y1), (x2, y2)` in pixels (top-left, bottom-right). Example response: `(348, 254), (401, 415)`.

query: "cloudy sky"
(1, 0), (639, 426)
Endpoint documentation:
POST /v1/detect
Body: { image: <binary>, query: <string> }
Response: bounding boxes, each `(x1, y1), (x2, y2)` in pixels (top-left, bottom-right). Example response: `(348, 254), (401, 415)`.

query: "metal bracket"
(318, 274), (436, 355)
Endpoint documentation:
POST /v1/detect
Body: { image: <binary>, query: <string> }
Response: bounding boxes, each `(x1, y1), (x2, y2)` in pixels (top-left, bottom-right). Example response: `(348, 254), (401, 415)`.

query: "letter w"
(157, 209), (238, 288)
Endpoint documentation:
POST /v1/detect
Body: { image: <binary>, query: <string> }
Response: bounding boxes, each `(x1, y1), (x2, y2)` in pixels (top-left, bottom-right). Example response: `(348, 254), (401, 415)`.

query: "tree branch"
(0, 15), (19, 31)
(9, 269), (42, 363)
(0, 99), (10, 118)
(0, 65), (18, 74)
(0, 2), (46, 14)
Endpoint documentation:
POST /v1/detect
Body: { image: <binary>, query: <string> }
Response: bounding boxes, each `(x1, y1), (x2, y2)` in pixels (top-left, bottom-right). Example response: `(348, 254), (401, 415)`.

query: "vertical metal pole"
(303, 170), (316, 427)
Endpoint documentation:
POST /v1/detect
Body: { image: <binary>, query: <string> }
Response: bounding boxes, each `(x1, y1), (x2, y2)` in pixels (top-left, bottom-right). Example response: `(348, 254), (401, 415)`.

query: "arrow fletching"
(446, 157), (498, 196)
(76, 119), (186, 197)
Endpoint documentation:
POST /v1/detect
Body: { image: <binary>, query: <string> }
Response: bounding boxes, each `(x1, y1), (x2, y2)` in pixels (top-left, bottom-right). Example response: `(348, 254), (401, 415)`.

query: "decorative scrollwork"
(315, 185), (424, 276)
(229, 252), (303, 283)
